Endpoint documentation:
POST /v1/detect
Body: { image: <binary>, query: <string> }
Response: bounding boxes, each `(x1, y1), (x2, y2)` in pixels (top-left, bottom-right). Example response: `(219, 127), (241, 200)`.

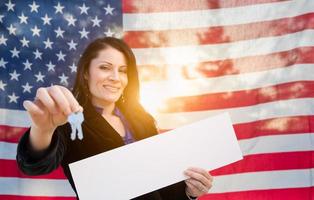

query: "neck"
(92, 102), (116, 116)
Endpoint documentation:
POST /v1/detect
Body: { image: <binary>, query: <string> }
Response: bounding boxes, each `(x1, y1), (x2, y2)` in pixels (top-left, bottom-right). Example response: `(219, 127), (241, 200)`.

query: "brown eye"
(100, 65), (110, 70)
(119, 67), (127, 73)
(119, 69), (127, 73)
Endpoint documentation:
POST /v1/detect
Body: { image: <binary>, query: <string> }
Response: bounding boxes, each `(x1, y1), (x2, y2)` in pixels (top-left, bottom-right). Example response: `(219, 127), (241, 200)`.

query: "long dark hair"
(72, 37), (158, 139)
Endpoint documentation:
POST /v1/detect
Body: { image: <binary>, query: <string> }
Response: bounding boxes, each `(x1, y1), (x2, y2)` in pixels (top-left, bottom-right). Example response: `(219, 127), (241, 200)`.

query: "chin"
(103, 96), (120, 103)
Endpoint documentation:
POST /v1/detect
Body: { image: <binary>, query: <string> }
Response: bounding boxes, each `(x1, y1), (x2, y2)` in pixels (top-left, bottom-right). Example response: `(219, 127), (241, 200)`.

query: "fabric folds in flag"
(123, 0), (314, 199)
(0, 0), (313, 199)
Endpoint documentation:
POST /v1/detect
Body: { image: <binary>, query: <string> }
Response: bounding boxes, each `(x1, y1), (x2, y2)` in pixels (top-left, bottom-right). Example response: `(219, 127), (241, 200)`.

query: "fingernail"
(73, 106), (83, 113)
(23, 100), (30, 110)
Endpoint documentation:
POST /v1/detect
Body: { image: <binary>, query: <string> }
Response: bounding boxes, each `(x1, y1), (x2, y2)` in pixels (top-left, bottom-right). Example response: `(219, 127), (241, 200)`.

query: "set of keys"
(68, 112), (84, 140)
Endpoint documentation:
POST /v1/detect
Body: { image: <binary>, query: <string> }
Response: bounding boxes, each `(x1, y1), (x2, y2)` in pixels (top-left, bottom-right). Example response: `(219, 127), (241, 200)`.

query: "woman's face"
(87, 46), (128, 107)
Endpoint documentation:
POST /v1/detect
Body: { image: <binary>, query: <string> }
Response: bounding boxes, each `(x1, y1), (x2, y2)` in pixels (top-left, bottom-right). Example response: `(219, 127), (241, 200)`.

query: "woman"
(16, 37), (213, 199)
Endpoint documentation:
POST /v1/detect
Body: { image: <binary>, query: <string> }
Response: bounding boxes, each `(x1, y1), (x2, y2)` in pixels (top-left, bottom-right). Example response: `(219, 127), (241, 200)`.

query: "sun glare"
(138, 41), (205, 116)
(140, 65), (193, 116)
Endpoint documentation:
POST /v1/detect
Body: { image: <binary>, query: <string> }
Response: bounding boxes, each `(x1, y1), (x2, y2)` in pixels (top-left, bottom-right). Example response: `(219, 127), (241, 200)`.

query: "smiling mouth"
(103, 85), (120, 92)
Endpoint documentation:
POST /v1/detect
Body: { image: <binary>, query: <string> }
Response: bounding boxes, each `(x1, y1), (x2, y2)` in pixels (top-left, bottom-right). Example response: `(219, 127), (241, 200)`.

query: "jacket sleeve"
(16, 125), (68, 175)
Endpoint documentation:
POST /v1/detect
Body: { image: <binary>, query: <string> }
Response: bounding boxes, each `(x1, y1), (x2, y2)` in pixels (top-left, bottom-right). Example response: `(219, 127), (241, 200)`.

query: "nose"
(109, 69), (119, 81)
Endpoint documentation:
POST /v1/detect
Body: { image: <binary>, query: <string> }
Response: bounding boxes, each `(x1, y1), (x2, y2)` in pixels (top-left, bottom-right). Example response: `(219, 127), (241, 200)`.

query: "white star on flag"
(54, 27), (64, 38)
(54, 2), (64, 14)
(69, 63), (77, 73)
(29, 1), (40, 13)
(20, 37), (30, 47)
(65, 15), (77, 26)
(23, 60), (32, 70)
(0, 80), (7, 91)
(46, 61), (56, 71)
(104, 4), (114, 15)
(56, 51), (66, 61)
(0, 35), (8, 46)
(34, 71), (45, 82)
(9, 70), (21, 81)
(31, 25), (41, 36)
(67, 40), (77, 50)
(22, 82), (33, 93)
(10, 47), (20, 58)
(8, 92), (19, 103)
(7, 24), (17, 35)
(0, 58), (8, 68)
(43, 38), (53, 49)
(104, 28), (114, 37)
(5, 0), (15, 12)
(59, 73), (69, 85)
(79, 28), (89, 39)
(79, 3), (89, 15)
(33, 49), (43, 60)
(41, 14), (52, 25)
(91, 16), (102, 27)
(18, 12), (28, 24)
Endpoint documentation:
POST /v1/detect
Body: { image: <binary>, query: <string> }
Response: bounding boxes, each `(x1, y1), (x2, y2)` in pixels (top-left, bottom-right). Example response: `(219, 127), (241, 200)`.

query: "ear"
(83, 73), (88, 81)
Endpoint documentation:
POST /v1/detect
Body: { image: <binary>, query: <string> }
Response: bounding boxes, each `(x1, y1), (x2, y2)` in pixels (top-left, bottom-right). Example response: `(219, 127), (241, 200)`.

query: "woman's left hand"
(184, 167), (213, 198)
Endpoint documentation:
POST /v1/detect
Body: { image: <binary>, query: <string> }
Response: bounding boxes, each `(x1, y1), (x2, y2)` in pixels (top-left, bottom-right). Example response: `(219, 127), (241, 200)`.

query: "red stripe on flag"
(0, 196), (75, 200)
(160, 81), (314, 113)
(234, 116), (314, 140)
(138, 47), (314, 81)
(194, 47), (314, 78)
(0, 126), (28, 143)
(124, 13), (314, 48)
(0, 160), (67, 179)
(122, 0), (287, 13)
(211, 151), (314, 176)
(160, 116), (314, 140)
(200, 187), (314, 200)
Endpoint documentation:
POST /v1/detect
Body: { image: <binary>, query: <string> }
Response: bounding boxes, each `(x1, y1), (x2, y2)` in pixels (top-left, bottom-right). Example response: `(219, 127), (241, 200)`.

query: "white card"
(69, 112), (243, 200)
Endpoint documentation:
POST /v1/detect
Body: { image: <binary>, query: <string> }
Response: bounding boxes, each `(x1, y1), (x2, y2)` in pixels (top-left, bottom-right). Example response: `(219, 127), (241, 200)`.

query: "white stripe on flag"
(2, 133), (313, 160)
(155, 98), (314, 129)
(123, 0), (314, 31)
(240, 133), (314, 156)
(0, 142), (17, 160)
(141, 64), (314, 98)
(133, 29), (314, 65)
(0, 177), (76, 196)
(209, 168), (314, 193)
(0, 108), (30, 128)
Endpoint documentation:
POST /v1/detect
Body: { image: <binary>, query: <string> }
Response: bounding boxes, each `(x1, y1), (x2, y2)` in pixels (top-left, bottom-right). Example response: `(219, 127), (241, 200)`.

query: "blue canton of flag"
(0, 0), (122, 111)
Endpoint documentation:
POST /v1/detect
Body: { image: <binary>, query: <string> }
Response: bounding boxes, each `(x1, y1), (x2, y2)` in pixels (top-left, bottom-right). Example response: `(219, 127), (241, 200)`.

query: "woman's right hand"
(23, 85), (83, 150)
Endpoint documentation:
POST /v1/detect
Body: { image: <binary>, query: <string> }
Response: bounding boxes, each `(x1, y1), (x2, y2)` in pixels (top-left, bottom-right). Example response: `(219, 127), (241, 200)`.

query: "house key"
(68, 112), (84, 140)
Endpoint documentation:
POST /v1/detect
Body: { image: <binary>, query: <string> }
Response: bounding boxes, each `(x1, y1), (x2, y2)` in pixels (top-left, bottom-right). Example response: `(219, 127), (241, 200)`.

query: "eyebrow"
(99, 61), (127, 68)
(99, 61), (113, 65)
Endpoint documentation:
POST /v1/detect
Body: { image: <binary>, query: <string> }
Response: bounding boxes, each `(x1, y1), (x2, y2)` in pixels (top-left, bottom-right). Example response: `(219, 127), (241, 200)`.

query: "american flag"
(0, 0), (314, 199)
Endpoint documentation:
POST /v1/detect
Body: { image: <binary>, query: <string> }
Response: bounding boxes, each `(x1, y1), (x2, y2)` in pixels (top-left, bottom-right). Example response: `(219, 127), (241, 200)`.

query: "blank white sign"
(69, 112), (243, 200)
